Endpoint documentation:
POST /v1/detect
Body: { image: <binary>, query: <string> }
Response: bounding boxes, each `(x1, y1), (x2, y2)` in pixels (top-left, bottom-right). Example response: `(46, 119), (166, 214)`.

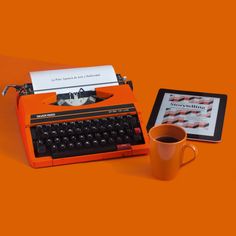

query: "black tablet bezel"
(147, 88), (227, 142)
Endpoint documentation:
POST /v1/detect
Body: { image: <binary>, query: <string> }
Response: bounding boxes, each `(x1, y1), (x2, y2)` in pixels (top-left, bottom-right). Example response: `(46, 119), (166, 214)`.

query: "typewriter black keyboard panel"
(30, 115), (145, 158)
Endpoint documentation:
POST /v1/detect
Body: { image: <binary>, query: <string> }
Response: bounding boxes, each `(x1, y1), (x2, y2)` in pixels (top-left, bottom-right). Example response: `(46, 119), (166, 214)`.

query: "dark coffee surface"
(156, 136), (180, 143)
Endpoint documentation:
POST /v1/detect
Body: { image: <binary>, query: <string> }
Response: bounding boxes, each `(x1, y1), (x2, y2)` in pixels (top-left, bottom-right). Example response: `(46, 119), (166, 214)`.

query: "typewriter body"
(8, 75), (149, 168)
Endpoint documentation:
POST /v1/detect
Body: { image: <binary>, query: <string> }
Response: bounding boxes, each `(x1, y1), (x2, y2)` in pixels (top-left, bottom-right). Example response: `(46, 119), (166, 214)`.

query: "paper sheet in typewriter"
(30, 65), (118, 95)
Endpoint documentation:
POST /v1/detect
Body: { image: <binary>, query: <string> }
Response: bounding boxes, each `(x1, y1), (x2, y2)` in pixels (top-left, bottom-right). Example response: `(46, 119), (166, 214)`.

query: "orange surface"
(0, 0), (236, 235)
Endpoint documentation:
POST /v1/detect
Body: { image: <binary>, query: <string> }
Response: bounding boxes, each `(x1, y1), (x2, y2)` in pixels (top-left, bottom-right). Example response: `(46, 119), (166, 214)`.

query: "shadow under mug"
(148, 124), (198, 180)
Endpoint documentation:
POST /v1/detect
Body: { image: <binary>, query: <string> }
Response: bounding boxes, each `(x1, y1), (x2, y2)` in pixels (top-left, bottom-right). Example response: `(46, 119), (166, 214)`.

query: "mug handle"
(181, 143), (198, 167)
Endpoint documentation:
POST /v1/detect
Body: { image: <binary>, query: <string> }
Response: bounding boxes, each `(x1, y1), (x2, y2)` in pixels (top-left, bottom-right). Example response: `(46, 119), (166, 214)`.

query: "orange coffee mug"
(148, 124), (198, 180)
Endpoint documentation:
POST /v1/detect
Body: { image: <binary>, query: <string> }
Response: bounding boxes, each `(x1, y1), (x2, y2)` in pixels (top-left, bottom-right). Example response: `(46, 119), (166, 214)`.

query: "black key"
(54, 137), (61, 144)
(36, 125), (43, 133)
(101, 118), (108, 124)
(85, 120), (92, 126)
(84, 141), (91, 148)
(68, 142), (74, 149)
(111, 131), (117, 138)
(83, 127), (90, 133)
(51, 144), (57, 152)
(91, 126), (98, 132)
(116, 136), (123, 144)
(123, 122), (130, 128)
(70, 136), (77, 142)
(52, 145), (117, 159)
(75, 127), (82, 134)
(87, 134), (93, 140)
(59, 143), (66, 151)
(46, 138), (53, 146)
(76, 121), (83, 127)
(102, 132), (109, 139)
(69, 122), (76, 128)
(92, 140), (99, 146)
(63, 137), (69, 143)
(93, 119), (100, 125)
(78, 135), (86, 142)
(95, 133), (102, 140)
(38, 139), (44, 145)
(115, 123), (121, 129)
(51, 130), (58, 138)
(108, 117), (116, 122)
(99, 125), (106, 132)
(67, 128), (74, 136)
(59, 129), (66, 136)
(124, 135), (131, 143)
(126, 115), (133, 120)
(76, 141), (83, 148)
(116, 116), (123, 121)
(107, 124), (113, 131)
(52, 123), (60, 130)
(44, 124), (51, 131)
(36, 141), (46, 154)
(41, 131), (49, 139)
(126, 128), (133, 135)
(108, 137), (115, 144)
(119, 130), (125, 136)
(61, 122), (68, 129)
(100, 139), (107, 146)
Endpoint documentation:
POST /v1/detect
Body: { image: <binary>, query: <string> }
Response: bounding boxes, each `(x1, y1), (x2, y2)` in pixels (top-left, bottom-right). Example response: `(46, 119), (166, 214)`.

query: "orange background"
(0, 1), (235, 235)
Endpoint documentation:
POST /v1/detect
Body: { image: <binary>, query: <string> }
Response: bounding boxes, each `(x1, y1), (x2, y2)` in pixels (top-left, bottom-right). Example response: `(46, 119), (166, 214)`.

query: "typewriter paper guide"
(30, 65), (118, 95)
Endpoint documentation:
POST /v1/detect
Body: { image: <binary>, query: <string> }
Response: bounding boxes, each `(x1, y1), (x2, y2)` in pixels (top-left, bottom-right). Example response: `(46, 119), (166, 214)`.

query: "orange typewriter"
(2, 66), (149, 168)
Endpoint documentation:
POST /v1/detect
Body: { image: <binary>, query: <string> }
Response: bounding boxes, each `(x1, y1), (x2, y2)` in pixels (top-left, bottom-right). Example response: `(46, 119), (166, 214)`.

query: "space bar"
(51, 145), (117, 159)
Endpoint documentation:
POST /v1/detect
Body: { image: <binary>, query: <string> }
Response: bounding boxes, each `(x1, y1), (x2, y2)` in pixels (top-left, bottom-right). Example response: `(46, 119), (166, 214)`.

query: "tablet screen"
(155, 93), (220, 136)
(147, 89), (227, 142)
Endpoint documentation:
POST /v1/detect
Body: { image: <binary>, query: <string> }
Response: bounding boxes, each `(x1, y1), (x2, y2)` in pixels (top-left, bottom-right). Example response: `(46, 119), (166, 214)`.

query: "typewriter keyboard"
(31, 115), (145, 158)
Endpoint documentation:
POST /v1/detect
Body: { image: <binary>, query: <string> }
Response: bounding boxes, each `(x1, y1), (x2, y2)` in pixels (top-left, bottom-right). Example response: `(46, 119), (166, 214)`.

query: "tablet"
(147, 89), (227, 142)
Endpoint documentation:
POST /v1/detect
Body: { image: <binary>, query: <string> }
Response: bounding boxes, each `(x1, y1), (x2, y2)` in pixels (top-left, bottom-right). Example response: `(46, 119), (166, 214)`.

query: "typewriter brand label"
(36, 113), (56, 118)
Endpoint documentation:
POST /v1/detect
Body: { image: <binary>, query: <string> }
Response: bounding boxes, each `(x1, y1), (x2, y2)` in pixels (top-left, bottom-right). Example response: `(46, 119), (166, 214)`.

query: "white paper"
(30, 65), (118, 94)
(155, 93), (220, 136)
